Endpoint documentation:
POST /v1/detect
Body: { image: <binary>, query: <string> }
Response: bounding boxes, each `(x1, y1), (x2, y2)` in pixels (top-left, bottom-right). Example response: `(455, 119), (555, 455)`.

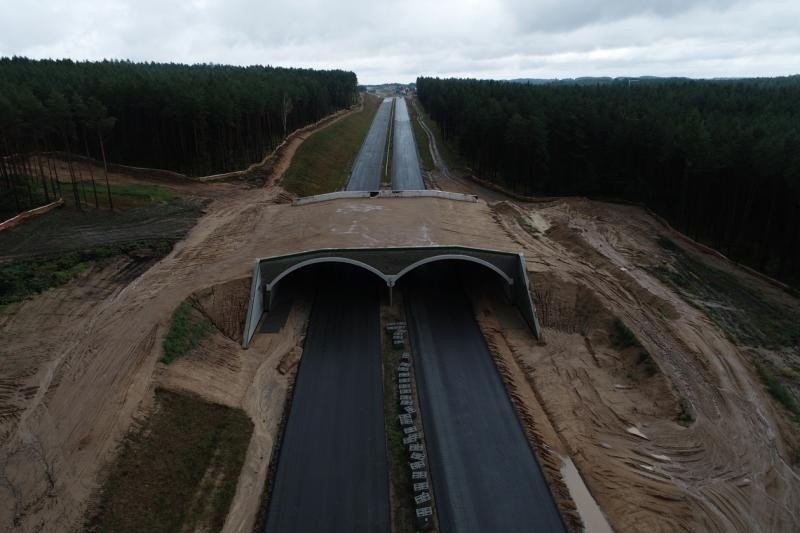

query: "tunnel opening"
(262, 261), (388, 333)
(260, 260), (391, 532)
(395, 259), (511, 309)
(243, 246), (541, 347)
(397, 259), (566, 532)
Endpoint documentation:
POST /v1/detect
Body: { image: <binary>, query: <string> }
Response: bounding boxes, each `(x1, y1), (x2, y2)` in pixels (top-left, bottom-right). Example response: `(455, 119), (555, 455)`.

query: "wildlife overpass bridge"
(242, 245), (541, 347)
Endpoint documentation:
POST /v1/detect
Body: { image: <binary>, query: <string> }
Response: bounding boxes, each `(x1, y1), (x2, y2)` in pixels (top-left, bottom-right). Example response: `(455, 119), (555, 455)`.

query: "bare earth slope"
(1, 141), (799, 530)
(491, 199), (800, 531)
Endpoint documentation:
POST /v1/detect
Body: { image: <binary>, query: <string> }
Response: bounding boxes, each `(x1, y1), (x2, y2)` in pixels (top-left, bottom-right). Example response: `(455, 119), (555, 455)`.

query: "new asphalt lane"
(346, 97), (394, 191)
(404, 266), (566, 533)
(391, 97), (425, 190)
(263, 272), (390, 533)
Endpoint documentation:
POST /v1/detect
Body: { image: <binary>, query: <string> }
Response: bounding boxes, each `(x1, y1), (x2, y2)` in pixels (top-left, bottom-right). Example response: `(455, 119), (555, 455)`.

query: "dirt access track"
(1, 105), (799, 532)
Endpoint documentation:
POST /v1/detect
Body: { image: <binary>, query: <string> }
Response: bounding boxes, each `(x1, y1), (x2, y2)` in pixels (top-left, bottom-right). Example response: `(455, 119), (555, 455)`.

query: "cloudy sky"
(1, 0), (798, 84)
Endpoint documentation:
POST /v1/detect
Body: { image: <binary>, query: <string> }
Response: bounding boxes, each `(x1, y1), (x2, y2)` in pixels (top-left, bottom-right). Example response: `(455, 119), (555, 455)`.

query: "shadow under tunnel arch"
(262, 261), (390, 533)
(397, 260), (566, 532)
(263, 260), (388, 333)
(394, 257), (513, 304)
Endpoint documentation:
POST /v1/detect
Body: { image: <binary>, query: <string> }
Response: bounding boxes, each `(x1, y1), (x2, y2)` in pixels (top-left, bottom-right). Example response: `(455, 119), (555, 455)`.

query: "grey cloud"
(503, 0), (742, 32)
(0, 0), (797, 84)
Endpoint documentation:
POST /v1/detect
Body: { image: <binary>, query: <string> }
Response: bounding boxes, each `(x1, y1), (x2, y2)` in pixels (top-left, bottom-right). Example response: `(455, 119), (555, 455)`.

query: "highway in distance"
(346, 97), (394, 191)
(404, 265), (566, 533)
(263, 269), (390, 533)
(391, 97), (425, 190)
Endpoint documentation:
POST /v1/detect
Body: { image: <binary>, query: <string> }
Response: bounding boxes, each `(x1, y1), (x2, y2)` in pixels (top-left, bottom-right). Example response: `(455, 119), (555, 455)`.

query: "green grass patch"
(407, 101), (434, 171)
(610, 317), (658, 376)
(86, 389), (253, 533)
(104, 182), (177, 204)
(0, 240), (173, 306)
(2, 169), (179, 219)
(161, 301), (211, 364)
(754, 359), (800, 418)
(652, 236), (800, 348)
(63, 180), (178, 210)
(282, 94), (381, 196)
(653, 237), (800, 420)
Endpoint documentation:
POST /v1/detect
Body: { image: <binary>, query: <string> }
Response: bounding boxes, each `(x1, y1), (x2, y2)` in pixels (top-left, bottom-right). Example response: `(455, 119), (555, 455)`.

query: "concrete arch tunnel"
(242, 246), (542, 347)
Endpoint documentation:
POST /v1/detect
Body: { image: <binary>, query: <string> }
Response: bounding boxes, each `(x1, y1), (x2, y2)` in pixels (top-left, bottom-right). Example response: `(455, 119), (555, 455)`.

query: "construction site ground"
(0, 106), (799, 532)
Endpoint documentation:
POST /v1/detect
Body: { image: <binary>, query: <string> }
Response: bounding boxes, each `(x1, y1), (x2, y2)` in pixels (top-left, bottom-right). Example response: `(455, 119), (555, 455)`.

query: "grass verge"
(161, 301), (211, 364)
(411, 98), (468, 172)
(282, 94), (380, 196)
(0, 240), (173, 306)
(86, 389), (253, 533)
(610, 317), (658, 376)
(652, 236), (800, 348)
(382, 318), (415, 532)
(407, 101), (434, 171)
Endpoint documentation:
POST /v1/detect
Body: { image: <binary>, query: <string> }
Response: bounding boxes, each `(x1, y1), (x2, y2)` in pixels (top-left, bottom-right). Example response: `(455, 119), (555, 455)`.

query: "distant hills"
(508, 75), (800, 85)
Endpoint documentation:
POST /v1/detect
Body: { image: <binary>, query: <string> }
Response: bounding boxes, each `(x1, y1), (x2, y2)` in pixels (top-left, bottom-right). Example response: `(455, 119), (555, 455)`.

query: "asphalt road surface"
(404, 266), (566, 533)
(391, 98), (425, 190)
(264, 271), (390, 533)
(346, 97), (393, 191)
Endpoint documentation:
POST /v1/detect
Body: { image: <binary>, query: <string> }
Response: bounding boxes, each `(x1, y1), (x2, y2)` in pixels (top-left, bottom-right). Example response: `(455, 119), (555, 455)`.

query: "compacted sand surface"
(1, 119), (798, 532)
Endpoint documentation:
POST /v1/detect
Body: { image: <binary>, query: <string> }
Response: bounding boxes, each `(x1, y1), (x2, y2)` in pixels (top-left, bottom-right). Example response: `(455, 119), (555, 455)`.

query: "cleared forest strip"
(281, 94), (381, 196)
(382, 98), (395, 186)
(345, 97), (394, 191)
(389, 98), (424, 190)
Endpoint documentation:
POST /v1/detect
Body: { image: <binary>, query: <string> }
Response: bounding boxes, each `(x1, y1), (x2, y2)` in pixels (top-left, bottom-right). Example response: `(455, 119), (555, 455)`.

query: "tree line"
(416, 76), (800, 286)
(0, 57), (358, 214)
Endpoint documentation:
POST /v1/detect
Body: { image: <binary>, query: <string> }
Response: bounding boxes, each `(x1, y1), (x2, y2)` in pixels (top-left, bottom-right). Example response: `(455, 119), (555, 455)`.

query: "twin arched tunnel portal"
(246, 246), (565, 533)
(243, 245), (541, 347)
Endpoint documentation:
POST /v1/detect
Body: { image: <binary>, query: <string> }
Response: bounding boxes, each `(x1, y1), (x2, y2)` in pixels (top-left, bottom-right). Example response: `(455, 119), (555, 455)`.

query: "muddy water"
(560, 457), (614, 533)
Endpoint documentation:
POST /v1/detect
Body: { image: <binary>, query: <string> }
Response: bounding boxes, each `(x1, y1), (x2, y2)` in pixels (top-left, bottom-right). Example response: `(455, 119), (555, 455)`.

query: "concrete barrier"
(293, 189), (478, 206)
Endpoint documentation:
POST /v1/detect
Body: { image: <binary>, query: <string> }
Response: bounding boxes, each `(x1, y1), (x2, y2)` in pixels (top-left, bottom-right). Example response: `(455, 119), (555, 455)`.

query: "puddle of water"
(561, 457), (614, 533)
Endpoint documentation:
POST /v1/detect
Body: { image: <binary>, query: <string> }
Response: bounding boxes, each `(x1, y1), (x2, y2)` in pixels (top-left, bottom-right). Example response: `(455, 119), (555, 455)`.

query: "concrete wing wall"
(242, 260), (264, 347)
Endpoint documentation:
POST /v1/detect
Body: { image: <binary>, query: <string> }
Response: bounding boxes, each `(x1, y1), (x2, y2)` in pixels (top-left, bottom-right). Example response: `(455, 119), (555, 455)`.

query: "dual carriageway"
(262, 96), (564, 532)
